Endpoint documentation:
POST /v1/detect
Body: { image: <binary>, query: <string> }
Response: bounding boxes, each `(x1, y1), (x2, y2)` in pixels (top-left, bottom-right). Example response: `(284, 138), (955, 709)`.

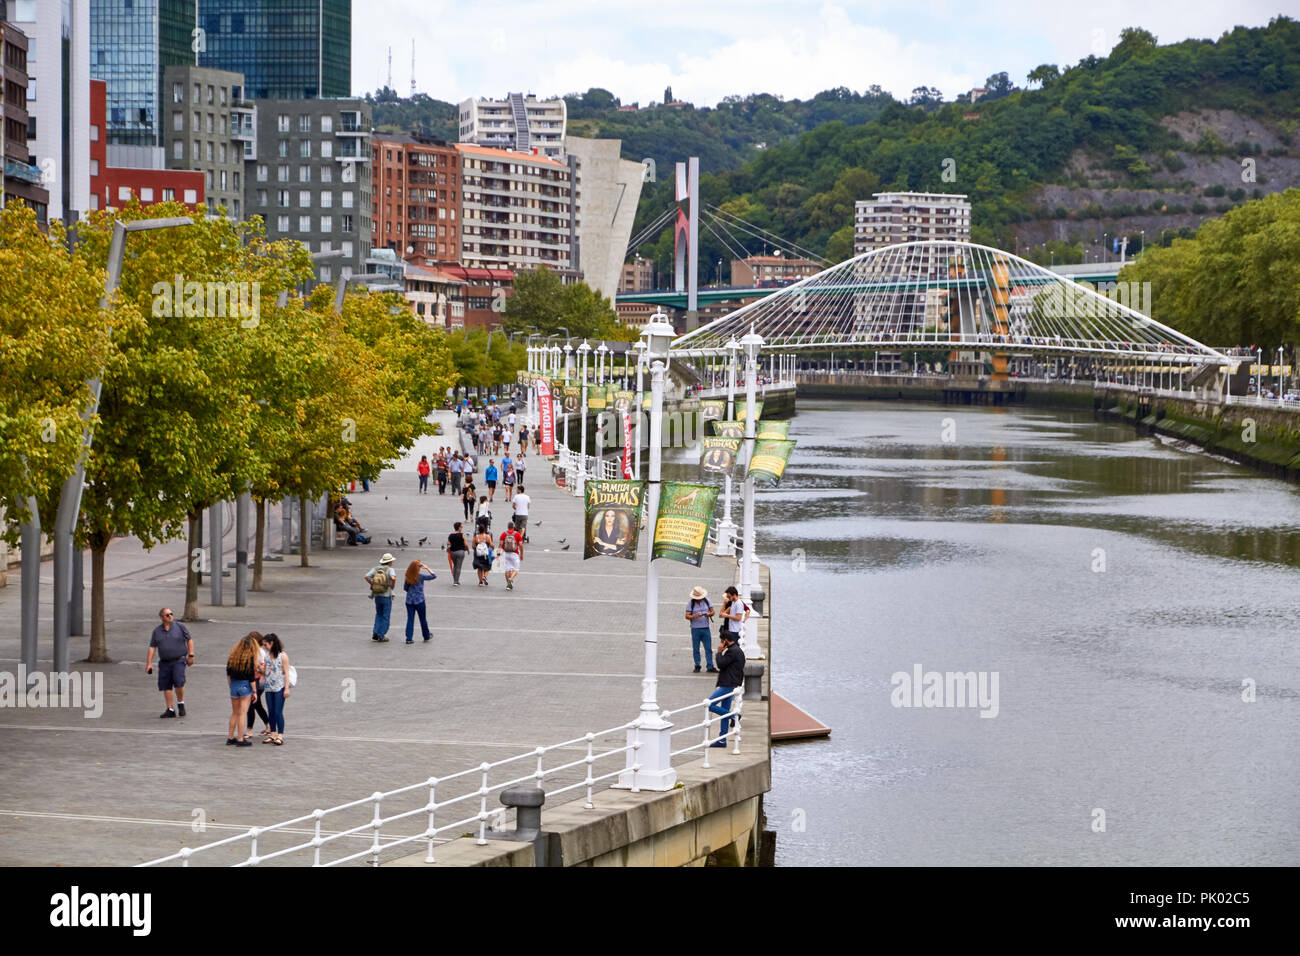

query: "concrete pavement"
(0, 411), (745, 865)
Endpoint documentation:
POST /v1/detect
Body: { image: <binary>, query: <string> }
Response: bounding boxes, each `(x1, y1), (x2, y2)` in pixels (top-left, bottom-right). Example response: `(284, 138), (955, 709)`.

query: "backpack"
(475, 540), (490, 558)
(369, 568), (391, 594)
(502, 533), (517, 553)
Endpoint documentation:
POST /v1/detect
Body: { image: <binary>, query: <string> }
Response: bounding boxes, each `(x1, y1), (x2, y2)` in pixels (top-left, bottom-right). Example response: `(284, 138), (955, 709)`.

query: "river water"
(697, 398), (1300, 866)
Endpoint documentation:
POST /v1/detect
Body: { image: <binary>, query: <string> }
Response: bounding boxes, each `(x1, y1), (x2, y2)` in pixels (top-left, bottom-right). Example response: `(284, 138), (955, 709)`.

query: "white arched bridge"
(670, 241), (1230, 366)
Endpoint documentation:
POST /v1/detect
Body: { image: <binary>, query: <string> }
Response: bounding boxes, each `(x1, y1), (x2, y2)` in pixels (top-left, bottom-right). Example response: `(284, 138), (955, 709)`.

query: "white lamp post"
(1278, 346), (1285, 406)
(616, 310), (678, 791)
(577, 341), (591, 494)
(596, 342), (609, 385)
(596, 342), (610, 457)
(739, 324), (764, 660)
(559, 344), (571, 450)
(633, 339), (647, 479)
(714, 337), (741, 556)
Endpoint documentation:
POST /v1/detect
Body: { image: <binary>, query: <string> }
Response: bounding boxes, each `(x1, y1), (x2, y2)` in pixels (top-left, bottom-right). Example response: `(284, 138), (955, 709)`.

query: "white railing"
(137, 688), (744, 867)
(551, 442), (619, 494)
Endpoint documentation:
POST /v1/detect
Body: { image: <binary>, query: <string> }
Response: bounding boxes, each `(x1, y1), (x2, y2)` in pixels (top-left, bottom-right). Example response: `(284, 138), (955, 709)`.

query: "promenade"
(0, 411), (750, 865)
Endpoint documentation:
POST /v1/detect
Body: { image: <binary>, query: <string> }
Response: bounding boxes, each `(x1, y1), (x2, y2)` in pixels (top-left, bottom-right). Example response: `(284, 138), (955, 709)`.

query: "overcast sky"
(352, 1), (1286, 106)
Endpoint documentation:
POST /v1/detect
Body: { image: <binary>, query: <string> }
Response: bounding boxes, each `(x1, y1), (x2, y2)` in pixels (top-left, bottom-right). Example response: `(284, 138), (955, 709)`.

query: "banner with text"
(700, 399), (726, 425)
(652, 482), (720, 567)
(562, 386), (581, 415)
(588, 385), (608, 411)
(748, 438), (796, 485)
(537, 379), (555, 456)
(584, 480), (645, 560)
(700, 437), (742, 475)
(621, 410), (634, 478)
(614, 390), (634, 414)
(712, 420), (745, 439)
(736, 399), (764, 423)
(756, 420), (790, 440)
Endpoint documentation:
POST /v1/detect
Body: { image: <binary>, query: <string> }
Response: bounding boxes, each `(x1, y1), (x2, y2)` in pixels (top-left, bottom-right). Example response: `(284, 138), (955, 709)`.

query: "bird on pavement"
(387, 539), (395, 547)
(560, 543), (570, 551)
(399, 536), (409, 547)
(557, 538), (566, 544)
(417, 536), (428, 547)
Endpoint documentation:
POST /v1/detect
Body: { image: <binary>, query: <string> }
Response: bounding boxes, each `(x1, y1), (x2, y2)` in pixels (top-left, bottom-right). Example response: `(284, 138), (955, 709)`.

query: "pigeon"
(557, 538), (566, 544)
(399, 536), (409, 547)
(560, 543), (570, 551)
(387, 539), (395, 546)
(417, 536), (428, 547)
(534, 519), (541, 526)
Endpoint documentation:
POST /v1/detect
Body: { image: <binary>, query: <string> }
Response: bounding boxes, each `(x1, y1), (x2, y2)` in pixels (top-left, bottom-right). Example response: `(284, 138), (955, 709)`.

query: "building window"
(220, 144), (227, 164)
(299, 190), (311, 208)
(193, 111), (201, 130)
(320, 115), (333, 133)
(118, 187), (132, 201)
(220, 87), (227, 106)
(277, 215), (290, 232)
(341, 164), (355, 184)
(299, 140), (311, 158)
(320, 192), (332, 208)
(184, 189), (198, 204)
(233, 199), (240, 218)
(277, 114), (290, 133)
(172, 111), (183, 131)
(277, 190), (289, 207)
(141, 187), (154, 202)
(320, 216), (332, 233)
(299, 115), (311, 133)
(206, 143), (214, 162)
(320, 166), (333, 183)
(172, 140), (183, 159)
(341, 241), (354, 258)
(161, 187), (174, 201)
(89, 124), (97, 142)
(233, 172), (240, 191)
(256, 165), (268, 182)
(342, 191), (354, 209)
(220, 171), (227, 191)
(320, 266), (332, 282)
(299, 165), (311, 183)
(277, 165), (289, 182)
(299, 215), (311, 232)
(205, 115), (213, 134)
(257, 189), (268, 207)
(207, 85), (214, 105)
(193, 83), (201, 104)
(320, 140), (332, 158)
(90, 159), (99, 176)
(341, 215), (354, 233)
(193, 139), (201, 159)
(206, 171), (212, 188)
(220, 115), (226, 135)
(278, 140), (288, 158)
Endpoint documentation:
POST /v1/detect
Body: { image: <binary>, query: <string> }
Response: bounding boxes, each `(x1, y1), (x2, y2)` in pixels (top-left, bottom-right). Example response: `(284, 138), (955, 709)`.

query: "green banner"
(748, 438), (796, 485)
(652, 482), (719, 567)
(641, 392), (652, 410)
(562, 387), (581, 415)
(700, 437), (742, 475)
(712, 420), (745, 439)
(756, 420), (790, 440)
(584, 480), (645, 560)
(614, 390), (634, 413)
(587, 385), (608, 411)
(700, 399), (726, 424)
(736, 399), (764, 422)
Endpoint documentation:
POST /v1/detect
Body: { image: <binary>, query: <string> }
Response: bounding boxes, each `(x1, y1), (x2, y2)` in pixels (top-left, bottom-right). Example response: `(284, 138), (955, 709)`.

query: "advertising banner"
(736, 399), (765, 423)
(712, 420), (745, 439)
(700, 437), (742, 475)
(700, 399), (726, 425)
(537, 379), (555, 456)
(562, 387), (581, 415)
(748, 438), (796, 485)
(584, 480), (645, 560)
(621, 410), (634, 478)
(652, 482), (720, 567)
(756, 420), (791, 440)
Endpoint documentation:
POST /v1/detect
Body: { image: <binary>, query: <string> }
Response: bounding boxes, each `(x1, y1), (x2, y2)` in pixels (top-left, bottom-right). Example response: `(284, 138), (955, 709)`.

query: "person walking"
(511, 485), (531, 542)
(260, 633), (291, 745)
(518, 426), (529, 455)
(364, 553), (397, 642)
(449, 453), (463, 496)
(144, 607), (194, 718)
(471, 524), (495, 586)
(685, 586), (716, 673)
(417, 455), (430, 494)
(498, 522), (523, 590)
(402, 558), (438, 643)
(462, 478), (478, 522)
(435, 451), (449, 495)
(226, 632), (261, 747)
(501, 453), (515, 502)
(447, 521), (470, 587)
(484, 460), (498, 502)
(708, 631), (746, 747)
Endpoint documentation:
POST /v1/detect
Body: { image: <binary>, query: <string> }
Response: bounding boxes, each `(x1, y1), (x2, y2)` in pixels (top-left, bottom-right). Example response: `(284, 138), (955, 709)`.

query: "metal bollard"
(484, 786), (547, 866)
(749, 586), (766, 616)
(743, 661), (765, 701)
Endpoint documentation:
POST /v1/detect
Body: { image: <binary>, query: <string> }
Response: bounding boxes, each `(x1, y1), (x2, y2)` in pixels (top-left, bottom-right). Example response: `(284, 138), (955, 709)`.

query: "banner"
(736, 399), (764, 423)
(588, 384), (608, 411)
(641, 392), (652, 411)
(700, 436), (742, 475)
(652, 482), (719, 567)
(700, 399), (726, 425)
(756, 420), (791, 440)
(748, 438), (796, 485)
(584, 480), (645, 560)
(614, 390), (634, 414)
(537, 379), (555, 456)
(621, 410), (634, 478)
(562, 386), (581, 415)
(712, 420), (745, 439)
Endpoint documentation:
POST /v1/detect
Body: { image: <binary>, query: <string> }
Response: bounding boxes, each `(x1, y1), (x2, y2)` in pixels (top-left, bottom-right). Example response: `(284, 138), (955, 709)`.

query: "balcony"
(4, 157), (43, 185)
(336, 121), (367, 136)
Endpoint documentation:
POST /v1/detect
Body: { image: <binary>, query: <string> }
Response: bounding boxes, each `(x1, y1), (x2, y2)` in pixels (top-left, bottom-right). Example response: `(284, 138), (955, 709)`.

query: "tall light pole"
(1278, 346), (1285, 406)
(616, 311), (677, 791)
(577, 340), (591, 494)
(561, 342), (572, 451)
(633, 339), (647, 479)
(714, 337), (741, 556)
(739, 326), (764, 638)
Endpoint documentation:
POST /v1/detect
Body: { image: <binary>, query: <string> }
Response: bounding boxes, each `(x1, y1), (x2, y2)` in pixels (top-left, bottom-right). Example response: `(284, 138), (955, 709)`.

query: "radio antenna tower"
(387, 46), (392, 90)
(410, 40), (416, 96)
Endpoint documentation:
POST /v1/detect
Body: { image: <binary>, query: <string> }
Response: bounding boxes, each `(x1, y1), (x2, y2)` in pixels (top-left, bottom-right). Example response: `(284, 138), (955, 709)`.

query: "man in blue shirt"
(685, 586), (716, 673)
(484, 459), (499, 502)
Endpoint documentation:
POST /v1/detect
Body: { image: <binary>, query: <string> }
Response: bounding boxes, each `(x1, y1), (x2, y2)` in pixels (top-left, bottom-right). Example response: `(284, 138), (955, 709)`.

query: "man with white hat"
(685, 585), (716, 673)
(363, 554), (397, 643)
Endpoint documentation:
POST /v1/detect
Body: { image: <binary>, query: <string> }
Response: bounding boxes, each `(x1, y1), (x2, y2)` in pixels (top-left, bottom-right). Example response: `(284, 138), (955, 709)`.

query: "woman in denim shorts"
(226, 632), (262, 747)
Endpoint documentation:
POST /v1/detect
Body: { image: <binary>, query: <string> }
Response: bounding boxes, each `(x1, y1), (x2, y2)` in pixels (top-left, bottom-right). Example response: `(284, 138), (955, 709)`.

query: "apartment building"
(89, 78), (202, 211)
(370, 132), (461, 267)
(455, 141), (574, 276)
(1, 16), (47, 221)
(458, 93), (565, 159)
(853, 191), (971, 260)
(162, 65), (250, 218)
(246, 98), (372, 281)
(730, 254), (821, 287)
(620, 257), (654, 293)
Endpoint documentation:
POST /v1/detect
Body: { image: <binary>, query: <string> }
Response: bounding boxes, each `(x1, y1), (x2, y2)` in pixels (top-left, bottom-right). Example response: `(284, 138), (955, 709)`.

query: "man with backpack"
(498, 523), (524, 590)
(363, 554), (397, 642)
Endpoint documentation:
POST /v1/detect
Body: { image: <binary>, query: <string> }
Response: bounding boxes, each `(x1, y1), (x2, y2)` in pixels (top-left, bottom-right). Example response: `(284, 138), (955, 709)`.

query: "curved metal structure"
(671, 241), (1229, 364)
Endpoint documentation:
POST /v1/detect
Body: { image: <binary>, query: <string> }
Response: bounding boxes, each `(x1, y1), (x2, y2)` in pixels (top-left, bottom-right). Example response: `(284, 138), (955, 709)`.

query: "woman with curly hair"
(226, 631), (261, 747)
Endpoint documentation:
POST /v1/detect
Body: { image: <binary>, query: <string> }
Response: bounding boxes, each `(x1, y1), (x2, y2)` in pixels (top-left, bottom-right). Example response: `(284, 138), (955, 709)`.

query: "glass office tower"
(90, 0), (195, 145)
(197, 0), (350, 100)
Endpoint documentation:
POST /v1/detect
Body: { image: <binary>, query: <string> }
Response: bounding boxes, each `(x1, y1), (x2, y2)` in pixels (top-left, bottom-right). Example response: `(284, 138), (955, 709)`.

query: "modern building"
(729, 253), (822, 287)
(162, 65), (249, 218)
(458, 93), (565, 159)
(196, 0), (351, 101)
(370, 131), (461, 267)
(89, 0), (194, 146)
(619, 256), (654, 293)
(1, 15), (47, 222)
(6, 0), (89, 221)
(245, 97), (371, 281)
(89, 78), (202, 212)
(402, 260), (467, 328)
(853, 191), (971, 259)
(439, 264), (514, 330)
(455, 141), (574, 277)
(565, 135), (643, 300)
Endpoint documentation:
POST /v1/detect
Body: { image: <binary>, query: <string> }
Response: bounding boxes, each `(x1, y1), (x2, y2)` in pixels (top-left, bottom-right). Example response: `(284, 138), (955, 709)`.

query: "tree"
(501, 267), (623, 339)
(1027, 64), (1061, 88)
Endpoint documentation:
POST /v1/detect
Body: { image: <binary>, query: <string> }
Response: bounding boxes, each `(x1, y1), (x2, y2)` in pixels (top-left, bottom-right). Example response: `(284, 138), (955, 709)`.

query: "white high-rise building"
(6, 0), (91, 221)
(854, 192), (971, 261)
(458, 93), (566, 159)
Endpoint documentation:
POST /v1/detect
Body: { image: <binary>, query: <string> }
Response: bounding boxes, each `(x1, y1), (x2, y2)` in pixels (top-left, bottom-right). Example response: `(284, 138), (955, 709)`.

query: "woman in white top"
(260, 633), (291, 746)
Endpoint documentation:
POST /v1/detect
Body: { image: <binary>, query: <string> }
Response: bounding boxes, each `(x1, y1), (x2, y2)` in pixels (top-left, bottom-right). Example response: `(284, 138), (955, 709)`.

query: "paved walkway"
(0, 411), (744, 865)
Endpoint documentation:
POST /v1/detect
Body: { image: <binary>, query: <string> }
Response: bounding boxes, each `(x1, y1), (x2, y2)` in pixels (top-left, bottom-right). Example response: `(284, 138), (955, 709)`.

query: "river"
(693, 398), (1300, 866)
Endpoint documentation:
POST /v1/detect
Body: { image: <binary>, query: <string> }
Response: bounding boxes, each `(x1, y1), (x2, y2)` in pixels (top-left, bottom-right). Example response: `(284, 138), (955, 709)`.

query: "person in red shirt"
(498, 524), (524, 590)
(417, 455), (430, 494)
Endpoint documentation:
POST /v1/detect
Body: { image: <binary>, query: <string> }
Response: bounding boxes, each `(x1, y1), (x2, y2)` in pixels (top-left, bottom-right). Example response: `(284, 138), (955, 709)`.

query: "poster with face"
(712, 420), (745, 439)
(614, 390), (634, 414)
(562, 387), (581, 415)
(584, 480), (645, 560)
(700, 437), (742, 475)
(700, 399), (726, 425)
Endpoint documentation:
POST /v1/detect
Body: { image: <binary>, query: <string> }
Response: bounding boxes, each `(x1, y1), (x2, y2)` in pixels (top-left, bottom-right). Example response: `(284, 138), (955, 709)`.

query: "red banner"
(621, 409), (633, 478)
(538, 378), (556, 456)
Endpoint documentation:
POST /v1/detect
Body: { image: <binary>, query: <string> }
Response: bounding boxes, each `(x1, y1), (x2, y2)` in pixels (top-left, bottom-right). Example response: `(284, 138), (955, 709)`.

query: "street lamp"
(738, 324), (764, 660)
(616, 310), (677, 792)
(596, 342), (609, 385)
(714, 336), (741, 557)
(577, 340), (591, 495)
(1278, 346), (1285, 406)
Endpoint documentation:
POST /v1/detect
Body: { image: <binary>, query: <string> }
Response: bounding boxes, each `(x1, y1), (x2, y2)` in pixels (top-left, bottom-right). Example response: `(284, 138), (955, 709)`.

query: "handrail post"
(312, 809), (324, 866)
(425, 778), (438, 864)
(369, 792), (383, 866)
(477, 763), (490, 845)
(701, 697), (713, 768)
(584, 733), (595, 809)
